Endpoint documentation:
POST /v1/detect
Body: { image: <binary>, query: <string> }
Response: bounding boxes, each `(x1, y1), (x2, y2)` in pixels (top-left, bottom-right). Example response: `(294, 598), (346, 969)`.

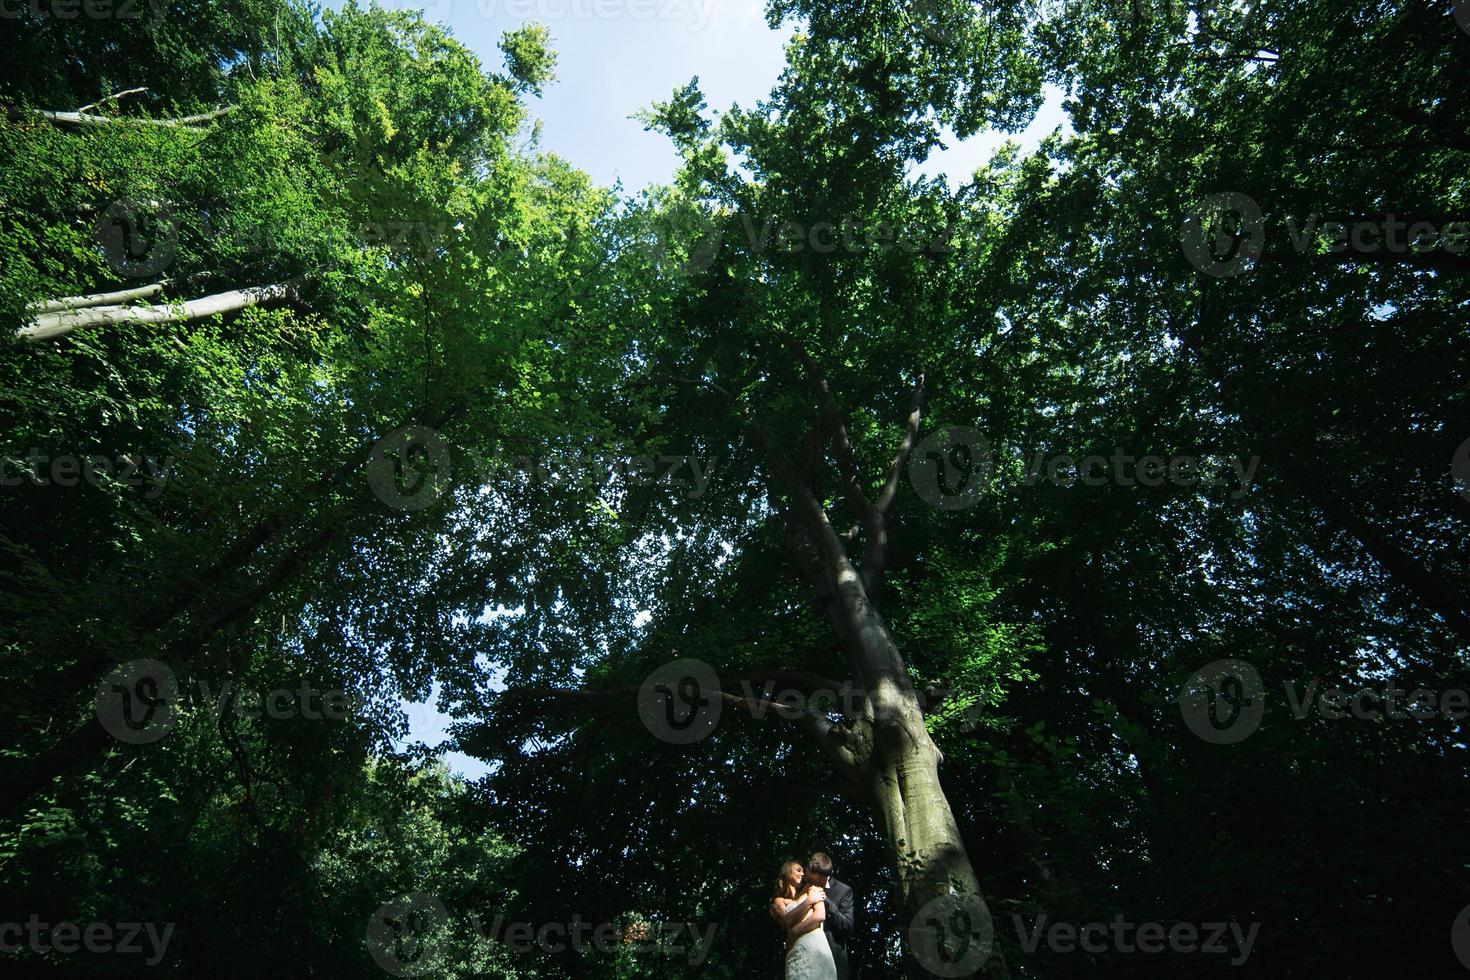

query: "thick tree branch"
(863, 372), (925, 598)
(502, 667), (865, 779)
(33, 282), (169, 314)
(673, 370), (888, 685)
(781, 334), (878, 535)
(507, 667), (849, 708)
(17, 105), (236, 128)
(1386, 108), (1470, 154)
(1272, 452), (1470, 644)
(673, 373), (809, 502)
(76, 88), (149, 114)
(875, 372), (925, 517)
(1328, 246), (1470, 278)
(736, 691), (864, 781)
(19, 281), (300, 342)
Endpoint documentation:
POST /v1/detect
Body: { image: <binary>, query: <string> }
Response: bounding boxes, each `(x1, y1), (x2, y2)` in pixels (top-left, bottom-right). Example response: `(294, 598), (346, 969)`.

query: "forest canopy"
(2, 1), (1468, 977)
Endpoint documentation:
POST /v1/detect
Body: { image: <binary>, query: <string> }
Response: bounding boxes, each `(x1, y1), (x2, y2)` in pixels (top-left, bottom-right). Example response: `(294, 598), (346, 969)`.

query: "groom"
(806, 852), (854, 980)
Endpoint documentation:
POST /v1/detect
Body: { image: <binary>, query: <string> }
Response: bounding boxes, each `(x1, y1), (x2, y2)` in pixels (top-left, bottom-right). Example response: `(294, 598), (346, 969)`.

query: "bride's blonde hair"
(773, 859), (804, 899)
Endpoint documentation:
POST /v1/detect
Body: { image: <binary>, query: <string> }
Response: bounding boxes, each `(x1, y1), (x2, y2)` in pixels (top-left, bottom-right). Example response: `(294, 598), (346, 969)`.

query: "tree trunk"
(785, 474), (1005, 977)
(851, 611), (1008, 979)
(690, 352), (1004, 975)
(495, 364), (1008, 973)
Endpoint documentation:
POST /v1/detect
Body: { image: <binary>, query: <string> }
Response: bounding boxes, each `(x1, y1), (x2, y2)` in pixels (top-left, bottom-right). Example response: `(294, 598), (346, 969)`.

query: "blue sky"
(357, 0), (1068, 777)
(376, 0), (794, 190)
(359, 0), (1067, 192)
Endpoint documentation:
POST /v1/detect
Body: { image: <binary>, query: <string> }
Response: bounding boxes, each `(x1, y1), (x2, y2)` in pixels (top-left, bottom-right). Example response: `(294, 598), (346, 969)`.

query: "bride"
(770, 860), (838, 980)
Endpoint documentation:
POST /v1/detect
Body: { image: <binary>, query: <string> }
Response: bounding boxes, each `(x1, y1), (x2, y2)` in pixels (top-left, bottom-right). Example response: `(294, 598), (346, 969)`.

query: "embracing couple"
(770, 852), (854, 980)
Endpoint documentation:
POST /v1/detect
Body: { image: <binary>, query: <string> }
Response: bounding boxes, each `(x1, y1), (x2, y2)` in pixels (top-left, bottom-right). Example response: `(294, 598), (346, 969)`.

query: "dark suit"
(821, 877), (854, 980)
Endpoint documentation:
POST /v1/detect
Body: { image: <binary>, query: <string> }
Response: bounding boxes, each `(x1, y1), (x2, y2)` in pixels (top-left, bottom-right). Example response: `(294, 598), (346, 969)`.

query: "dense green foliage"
(2, 1), (1467, 977)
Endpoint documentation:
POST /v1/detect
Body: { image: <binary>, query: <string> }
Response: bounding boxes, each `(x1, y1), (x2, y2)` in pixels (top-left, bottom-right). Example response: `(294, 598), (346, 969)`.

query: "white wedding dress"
(785, 927), (838, 980)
